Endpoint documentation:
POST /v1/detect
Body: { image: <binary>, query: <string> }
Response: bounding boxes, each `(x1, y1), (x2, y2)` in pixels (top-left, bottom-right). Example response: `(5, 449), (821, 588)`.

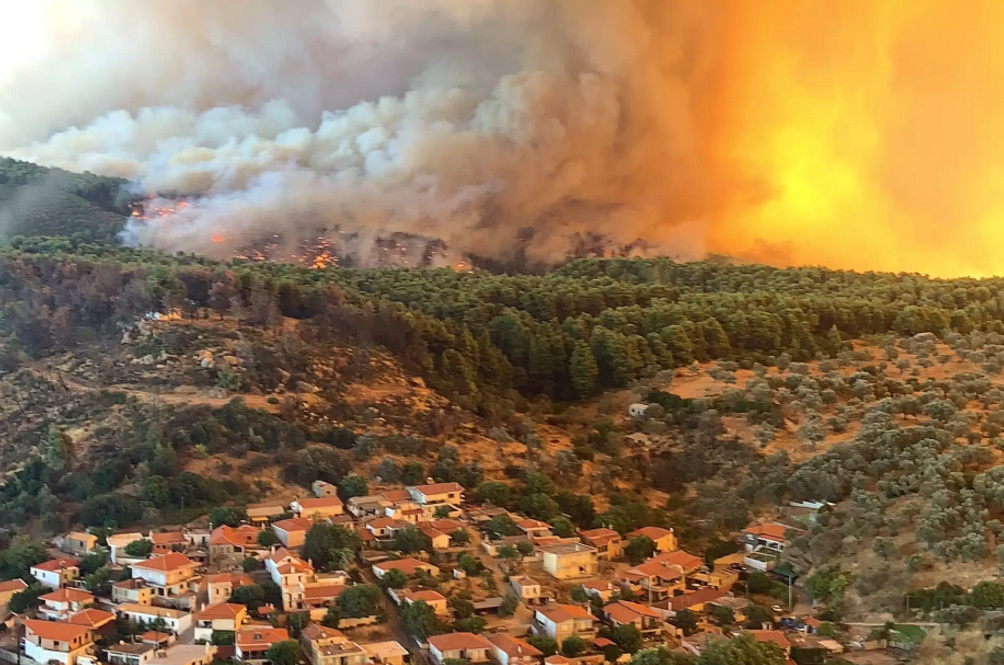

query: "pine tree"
(569, 342), (599, 398)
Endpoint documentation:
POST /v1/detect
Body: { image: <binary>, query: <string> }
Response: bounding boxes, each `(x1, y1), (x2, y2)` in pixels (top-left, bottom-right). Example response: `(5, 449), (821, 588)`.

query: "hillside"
(6, 165), (1004, 645)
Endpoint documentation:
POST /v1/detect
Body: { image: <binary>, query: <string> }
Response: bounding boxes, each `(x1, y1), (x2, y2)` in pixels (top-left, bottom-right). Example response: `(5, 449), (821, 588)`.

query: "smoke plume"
(4, 1), (1004, 275)
(0, 0), (713, 265)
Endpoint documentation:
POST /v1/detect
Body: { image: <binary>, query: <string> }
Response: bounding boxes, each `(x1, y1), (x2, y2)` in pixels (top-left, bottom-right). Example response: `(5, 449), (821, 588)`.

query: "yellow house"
(0, 579), (26, 612)
(540, 543), (598, 580)
(628, 527), (677, 553)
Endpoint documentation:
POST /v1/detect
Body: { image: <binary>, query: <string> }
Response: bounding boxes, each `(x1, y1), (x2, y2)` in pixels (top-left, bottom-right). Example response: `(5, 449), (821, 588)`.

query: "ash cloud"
(0, 0), (716, 263)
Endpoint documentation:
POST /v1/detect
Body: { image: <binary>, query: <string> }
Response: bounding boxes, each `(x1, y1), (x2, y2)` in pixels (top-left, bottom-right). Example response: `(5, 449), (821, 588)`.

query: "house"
(57, 532), (99, 556)
(743, 524), (789, 569)
(420, 527), (451, 551)
(427, 632), (492, 665)
(292, 497), (344, 520)
(112, 579), (154, 606)
(148, 644), (217, 665)
(628, 527), (677, 553)
(0, 578), (27, 611)
(580, 579), (616, 603)
(116, 603), (192, 635)
(397, 589), (450, 617)
(131, 553), (200, 606)
(407, 482), (464, 507)
(301, 583), (347, 611)
(272, 517), (313, 548)
(236, 627), (289, 664)
(106, 641), (156, 665)
(604, 601), (663, 638)
(39, 587), (94, 620)
(658, 587), (726, 614)
(206, 572), (254, 605)
(247, 501), (288, 526)
(107, 532), (146, 565)
(31, 558), (80, 589)
(151, 532), (188, 554)
(194, 603), (248, 642)
(312, 480), (338, 498)
(347, 495), (392, 519)
(300, 623), (368, 665)
(534, 604), (596, 641)
(371, 558), (439, 579)
(265, 550), (316, 611)
(510, 575), (546, 605)
(617, 560), (685, 601)
(628, 403), (650, 417)
(68, 608), (116, 635)
(578, 529), (623, 560)
(748, 630), (791, 657)
(540, 543), (598, 580)
(486, 634), (543, 665)
(209, 525), (261, 558)
(364, 518), (412, 542)
(22, 618), (95, 665)
(650, 550), (703, 576)
(544, 657), (569, 665)
(517, 519), (553, 540)
(361, 641), (408, 665)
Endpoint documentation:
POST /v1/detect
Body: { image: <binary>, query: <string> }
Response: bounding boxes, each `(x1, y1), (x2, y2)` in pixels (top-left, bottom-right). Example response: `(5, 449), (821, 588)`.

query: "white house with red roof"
(406, 482), (464, 507)
(534, 604), (596, 641)
(39, 587), (94, 620)
(427, 633), (492, 665)
(371, 558), (439, 579)
(22, 618), (95, 665)
(131, 553), (200, 605)
(485, 634), (542, 665)
(236, 627), (289, 664)
(31, 558), (80, 589)
(743, 524), (789, 553)
(194, 603), (248, 642)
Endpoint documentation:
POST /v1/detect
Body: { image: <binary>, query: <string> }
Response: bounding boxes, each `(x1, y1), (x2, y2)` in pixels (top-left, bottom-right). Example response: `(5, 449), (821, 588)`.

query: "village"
(0, 475), (897, 665)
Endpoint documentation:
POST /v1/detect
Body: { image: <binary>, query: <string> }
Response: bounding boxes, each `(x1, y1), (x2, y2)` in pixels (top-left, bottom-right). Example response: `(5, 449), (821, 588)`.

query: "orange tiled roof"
(537, 603), (594, 623)
(411, 482), (463, 496)
(297, 497), (344, 509)
(23, 619), (91, 642)
(302, 585), (346, 600)
(32, 558), (79, 572)
(428, 632), (492, 652)
(651, 549), (703, 571)
(629, 526), (673, 541)
(198, 603), (246, 620)
(40, 587), (93, 603)
(579, 528), (621, 546)
(605, 600), (661, 624)
(68, 608), (115, 628)
(237, 627), (289, 648)
(273, 517), (312, 533)
(486, 633), (542, 657)
(210, 525), (260, 547)
(150, 531), (186, 545)
(132, 552), (196, 572)
(0, 579), (26, 593)
(744, 524), (788, 543)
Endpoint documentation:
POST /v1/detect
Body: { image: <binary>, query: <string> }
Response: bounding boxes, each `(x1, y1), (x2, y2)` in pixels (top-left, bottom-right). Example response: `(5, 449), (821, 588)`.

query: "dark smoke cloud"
(0, 0), (715, 264)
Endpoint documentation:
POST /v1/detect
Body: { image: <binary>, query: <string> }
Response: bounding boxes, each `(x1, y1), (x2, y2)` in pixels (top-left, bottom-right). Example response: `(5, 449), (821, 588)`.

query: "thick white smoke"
(0, 0), (714, 263)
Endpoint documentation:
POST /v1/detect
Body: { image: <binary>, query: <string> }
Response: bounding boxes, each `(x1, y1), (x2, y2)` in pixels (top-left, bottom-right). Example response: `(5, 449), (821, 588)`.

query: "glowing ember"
(211, 234), (223, 243)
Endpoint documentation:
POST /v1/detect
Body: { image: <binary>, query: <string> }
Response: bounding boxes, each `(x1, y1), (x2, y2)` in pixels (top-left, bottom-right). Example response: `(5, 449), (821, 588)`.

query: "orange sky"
(697, 1), (1004, 277)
